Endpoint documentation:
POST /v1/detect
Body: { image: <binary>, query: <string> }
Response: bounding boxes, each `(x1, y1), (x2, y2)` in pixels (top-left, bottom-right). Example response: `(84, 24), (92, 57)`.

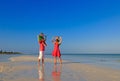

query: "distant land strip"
(0, 50), (22, 54)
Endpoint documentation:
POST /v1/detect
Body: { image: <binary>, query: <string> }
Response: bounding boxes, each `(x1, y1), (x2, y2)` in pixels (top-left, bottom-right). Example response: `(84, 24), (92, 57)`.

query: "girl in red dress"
(52, 36), (62, 64)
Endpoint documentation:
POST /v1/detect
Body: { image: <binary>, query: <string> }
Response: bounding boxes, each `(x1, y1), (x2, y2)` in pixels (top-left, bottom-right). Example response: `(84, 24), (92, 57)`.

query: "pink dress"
(52, 42), (61, 57)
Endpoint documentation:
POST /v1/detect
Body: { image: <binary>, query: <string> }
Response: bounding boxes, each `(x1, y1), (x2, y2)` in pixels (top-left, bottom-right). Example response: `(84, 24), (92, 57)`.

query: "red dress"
(39, 40), (45, 51)
(52, 42), (61, 57)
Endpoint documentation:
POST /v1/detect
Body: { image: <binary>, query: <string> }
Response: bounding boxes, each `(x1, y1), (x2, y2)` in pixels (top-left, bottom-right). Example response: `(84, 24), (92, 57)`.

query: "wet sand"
(0, 55), (120, 81)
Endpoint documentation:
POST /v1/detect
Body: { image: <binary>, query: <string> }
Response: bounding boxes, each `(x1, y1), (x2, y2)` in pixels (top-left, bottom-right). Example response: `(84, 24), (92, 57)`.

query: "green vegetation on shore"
(0, 50), (22, 54)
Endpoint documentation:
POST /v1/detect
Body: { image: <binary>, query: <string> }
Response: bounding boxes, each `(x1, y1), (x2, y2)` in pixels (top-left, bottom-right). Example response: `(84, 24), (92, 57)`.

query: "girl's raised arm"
(59, 37), (62, 45)
(52, 37), (55, 44)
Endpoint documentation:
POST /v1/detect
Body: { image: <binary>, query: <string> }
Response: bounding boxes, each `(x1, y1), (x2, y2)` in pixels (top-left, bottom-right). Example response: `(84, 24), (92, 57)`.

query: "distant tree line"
(0, 50), (21, 54)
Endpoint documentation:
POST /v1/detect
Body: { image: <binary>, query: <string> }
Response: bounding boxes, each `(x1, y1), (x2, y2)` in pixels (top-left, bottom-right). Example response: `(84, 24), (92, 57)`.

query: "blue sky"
(0, 0), (120, 54)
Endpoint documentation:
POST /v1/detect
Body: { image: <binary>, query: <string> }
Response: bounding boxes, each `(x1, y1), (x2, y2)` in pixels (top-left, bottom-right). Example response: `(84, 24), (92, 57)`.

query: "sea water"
(0, 54), (120, 69)
(62, 54), (120, 69)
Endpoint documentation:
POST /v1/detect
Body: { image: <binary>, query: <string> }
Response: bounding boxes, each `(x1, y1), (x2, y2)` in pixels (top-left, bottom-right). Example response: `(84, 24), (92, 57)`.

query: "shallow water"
(1, 54), (120, 69)
(1, 54), (120, 81)
(61, 54), (120, 69)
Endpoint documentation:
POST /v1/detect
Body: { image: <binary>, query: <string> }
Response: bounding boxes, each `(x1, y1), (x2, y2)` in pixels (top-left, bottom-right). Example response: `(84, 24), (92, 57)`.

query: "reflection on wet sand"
(38, 64), (44, 81)
(0, 65), (4, 72)
(52, 64), (62, 81)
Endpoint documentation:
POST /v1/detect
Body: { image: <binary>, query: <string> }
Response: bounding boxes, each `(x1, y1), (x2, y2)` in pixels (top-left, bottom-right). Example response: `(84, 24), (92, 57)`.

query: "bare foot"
(38, 59), (40, 62)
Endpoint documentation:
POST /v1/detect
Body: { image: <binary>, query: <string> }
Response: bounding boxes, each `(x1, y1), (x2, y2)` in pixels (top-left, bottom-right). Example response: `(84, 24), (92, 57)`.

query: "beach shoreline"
(0, 55), (120, 81)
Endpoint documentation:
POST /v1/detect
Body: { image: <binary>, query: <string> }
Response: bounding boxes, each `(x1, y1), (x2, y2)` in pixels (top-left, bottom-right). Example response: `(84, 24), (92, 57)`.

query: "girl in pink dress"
(52, 36), (62, 64)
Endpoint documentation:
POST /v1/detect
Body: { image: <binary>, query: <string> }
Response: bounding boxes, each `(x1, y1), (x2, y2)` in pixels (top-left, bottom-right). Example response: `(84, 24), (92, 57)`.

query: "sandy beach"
(0, 55), (120, 81)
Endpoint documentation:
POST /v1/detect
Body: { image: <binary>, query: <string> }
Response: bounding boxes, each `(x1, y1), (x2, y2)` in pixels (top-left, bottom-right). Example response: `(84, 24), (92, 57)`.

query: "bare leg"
(42, 59), (44, 65)
(38, 58), (41, 66)
(59, 57), (62, 64)
(54, 57), (57, 65)
(38, 58), (40, 62)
